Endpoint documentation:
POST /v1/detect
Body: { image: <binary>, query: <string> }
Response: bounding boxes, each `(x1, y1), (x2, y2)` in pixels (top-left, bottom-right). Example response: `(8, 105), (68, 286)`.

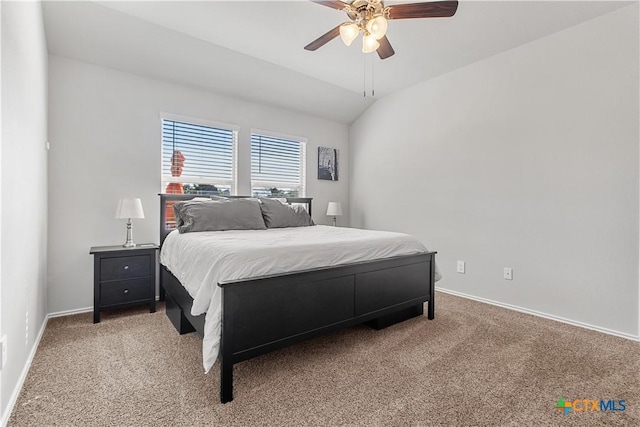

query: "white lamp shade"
(366, 16), (388, 40)
(362, 33), (380, 53)
(326, 202), (343, 216)
(115, 198), (145, 219)
(339, 22), (360, 46)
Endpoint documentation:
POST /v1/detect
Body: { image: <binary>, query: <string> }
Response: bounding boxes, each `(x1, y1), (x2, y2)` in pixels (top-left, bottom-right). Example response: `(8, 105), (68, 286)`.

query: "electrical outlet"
(457, 260), (465, 274)
(1, 335), (7, 370)
(504, 267), (513, 280)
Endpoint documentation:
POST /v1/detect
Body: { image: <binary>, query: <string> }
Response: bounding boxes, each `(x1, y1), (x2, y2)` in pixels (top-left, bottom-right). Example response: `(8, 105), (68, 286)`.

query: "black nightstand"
(90, 244), (159, 323)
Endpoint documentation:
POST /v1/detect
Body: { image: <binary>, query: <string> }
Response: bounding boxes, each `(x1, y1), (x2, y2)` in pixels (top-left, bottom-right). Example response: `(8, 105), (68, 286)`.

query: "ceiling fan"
(304, 0), (458, 60)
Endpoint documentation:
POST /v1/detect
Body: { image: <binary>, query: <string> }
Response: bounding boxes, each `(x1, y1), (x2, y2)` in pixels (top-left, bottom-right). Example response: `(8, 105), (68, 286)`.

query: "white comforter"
(160, 225), (439, 372)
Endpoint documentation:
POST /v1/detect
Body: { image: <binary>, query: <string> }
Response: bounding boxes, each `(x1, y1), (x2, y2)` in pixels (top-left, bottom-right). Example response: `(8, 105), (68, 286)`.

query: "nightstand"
(90, 244), (159, 323)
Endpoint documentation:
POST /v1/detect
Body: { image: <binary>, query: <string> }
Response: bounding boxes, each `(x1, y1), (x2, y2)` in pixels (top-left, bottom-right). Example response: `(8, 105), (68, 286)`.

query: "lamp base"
(123, 218), (136, 248)
(332, 216), (337, 227)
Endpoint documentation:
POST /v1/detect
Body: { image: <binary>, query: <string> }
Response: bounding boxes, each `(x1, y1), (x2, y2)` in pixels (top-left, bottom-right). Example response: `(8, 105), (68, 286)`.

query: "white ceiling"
(42, 1), (632, 124)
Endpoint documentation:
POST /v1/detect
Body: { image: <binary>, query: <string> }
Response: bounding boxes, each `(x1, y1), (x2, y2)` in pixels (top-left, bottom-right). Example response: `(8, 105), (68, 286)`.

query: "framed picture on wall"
(318, 147), (339, 181)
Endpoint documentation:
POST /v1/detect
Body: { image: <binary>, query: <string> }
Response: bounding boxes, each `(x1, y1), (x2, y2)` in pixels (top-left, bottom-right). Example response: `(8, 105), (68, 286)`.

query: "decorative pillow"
(174, 198), (266, 233)
(258, 198), (315, 228)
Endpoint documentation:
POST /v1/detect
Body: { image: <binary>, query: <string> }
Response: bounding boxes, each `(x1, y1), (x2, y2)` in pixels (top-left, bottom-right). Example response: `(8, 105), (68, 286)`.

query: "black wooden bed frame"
(158, 194), (436, 403)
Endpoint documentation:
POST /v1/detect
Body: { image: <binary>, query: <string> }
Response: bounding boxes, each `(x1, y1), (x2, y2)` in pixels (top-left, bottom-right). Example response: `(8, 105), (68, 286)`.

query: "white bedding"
(160, 225), (440, 372)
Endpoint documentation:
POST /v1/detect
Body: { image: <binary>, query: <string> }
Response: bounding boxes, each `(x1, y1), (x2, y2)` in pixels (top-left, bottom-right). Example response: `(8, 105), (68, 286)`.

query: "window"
(161, 116), (237, 195)
(251, 132), (306, 197)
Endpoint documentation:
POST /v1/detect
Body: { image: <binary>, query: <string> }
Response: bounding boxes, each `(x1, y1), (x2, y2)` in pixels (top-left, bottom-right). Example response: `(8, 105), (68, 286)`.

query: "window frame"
(160, 112), (239, 195)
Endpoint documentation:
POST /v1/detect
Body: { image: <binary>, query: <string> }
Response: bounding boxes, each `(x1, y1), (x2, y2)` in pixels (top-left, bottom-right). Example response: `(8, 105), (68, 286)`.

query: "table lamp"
(115, 198), (145, 248)
(326, 202), (342, 227)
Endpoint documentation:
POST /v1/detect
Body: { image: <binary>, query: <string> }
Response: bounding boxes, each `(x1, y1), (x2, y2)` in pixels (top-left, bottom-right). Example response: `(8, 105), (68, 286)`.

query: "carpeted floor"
(8, 292), (640, 426)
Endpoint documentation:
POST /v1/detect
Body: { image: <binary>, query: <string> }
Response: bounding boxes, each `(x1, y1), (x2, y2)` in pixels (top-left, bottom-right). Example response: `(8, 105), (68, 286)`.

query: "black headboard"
(159, 194), (313, 245)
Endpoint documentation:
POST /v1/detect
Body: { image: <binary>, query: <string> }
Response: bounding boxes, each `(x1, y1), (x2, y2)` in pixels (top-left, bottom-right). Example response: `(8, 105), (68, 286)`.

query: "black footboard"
(217, 252), (435, 403)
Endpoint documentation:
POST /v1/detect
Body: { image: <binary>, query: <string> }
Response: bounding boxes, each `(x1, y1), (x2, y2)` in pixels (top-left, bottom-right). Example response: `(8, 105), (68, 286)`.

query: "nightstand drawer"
(101, 255), (150, 281)
(100, 278), (150, 306)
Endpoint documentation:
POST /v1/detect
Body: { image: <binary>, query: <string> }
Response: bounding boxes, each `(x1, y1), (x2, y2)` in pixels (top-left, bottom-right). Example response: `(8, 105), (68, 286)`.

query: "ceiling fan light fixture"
(305, 0), (459, 60)
(339, 22), (360, 46)
(366, 15), (388, 40)
(362, 32), (380, 53)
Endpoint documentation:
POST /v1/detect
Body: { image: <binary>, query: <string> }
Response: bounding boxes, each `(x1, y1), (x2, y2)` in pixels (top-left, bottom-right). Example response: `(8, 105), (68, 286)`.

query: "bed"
(158, 194), (438, 403)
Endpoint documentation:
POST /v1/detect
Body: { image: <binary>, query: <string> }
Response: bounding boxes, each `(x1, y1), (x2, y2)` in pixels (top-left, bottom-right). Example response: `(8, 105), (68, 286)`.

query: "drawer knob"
(123, 265), (129, 270)
(123, 289), (129, 294)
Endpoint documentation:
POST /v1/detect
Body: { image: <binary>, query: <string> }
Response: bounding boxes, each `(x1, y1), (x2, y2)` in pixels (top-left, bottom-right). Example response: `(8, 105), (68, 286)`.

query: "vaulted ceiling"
(43, 1), (631, 124)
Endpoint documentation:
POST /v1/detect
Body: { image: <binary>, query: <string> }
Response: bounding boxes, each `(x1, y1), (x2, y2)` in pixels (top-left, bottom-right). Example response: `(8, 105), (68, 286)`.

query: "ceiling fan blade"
(377, 36), (395, 60)
(387, 1), (458, 20)
(304, 25), (342, 51)
(310, 1), (349, 11)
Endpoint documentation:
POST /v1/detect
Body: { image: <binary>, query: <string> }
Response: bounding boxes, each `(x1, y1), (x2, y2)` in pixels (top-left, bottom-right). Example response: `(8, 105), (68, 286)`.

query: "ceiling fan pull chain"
(372, 59), (375, 97)
(363, 58), (367, 97)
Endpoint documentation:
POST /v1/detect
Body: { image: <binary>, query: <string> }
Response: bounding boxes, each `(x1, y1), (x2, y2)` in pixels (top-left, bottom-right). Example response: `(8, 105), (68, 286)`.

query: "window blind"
(162, 119), (235, 191)
(251, 133), (305, 197)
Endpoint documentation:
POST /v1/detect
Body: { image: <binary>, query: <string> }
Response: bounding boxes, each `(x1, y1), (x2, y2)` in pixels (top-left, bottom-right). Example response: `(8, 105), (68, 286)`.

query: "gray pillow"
(258, 198), (315, 228)
(172, 196), (233, 225)
(174, 198), (266, 233)
(173, 198), (217, 226)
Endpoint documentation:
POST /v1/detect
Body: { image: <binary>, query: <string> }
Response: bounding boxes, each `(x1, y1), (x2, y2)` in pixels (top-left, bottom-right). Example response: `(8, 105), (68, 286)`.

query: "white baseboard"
(1, 316), (49, 427)
(47, 306), (93, 318)
(436, 287), (640, 342)
(47, 298), (160, 319)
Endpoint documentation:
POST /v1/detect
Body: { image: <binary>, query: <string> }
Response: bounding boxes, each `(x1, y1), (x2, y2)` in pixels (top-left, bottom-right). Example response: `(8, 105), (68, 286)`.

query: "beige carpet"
(8, 292), (639, 426)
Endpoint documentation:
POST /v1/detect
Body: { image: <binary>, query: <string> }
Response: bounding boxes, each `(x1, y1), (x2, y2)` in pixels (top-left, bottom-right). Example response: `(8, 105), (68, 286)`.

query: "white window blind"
(251, 133), (306, 197)
(162, 118), (236, 195)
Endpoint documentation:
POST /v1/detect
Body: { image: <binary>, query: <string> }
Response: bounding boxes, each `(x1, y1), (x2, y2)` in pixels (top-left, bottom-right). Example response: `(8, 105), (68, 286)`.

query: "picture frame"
(318, 147), (339, 181)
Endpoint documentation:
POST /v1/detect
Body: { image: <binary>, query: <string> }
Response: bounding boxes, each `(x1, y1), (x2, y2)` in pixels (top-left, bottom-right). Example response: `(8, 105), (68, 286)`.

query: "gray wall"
(47, 55), (350, 314)
(1, 1), (49, 419)
(349, 6), (639, 336)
